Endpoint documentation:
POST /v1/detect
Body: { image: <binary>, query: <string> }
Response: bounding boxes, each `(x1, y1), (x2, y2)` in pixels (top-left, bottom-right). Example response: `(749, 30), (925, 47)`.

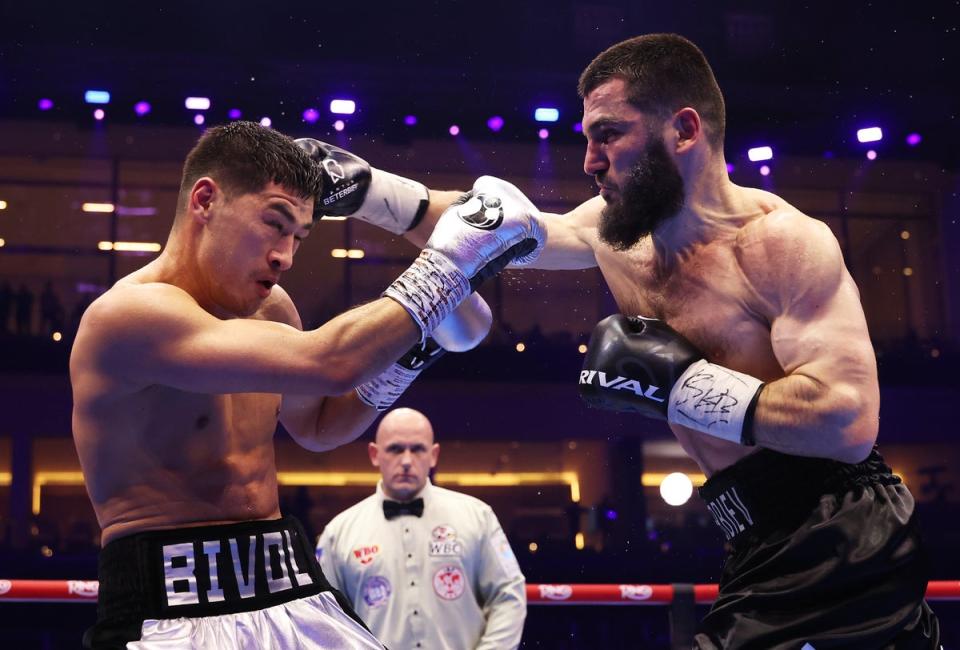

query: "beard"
(597, 138), (685, 251)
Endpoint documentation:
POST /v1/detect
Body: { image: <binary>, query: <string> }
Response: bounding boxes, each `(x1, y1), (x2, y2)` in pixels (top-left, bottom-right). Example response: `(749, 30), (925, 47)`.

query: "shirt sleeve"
(474, 507), (527, 650)
(316, 523), (345, 594)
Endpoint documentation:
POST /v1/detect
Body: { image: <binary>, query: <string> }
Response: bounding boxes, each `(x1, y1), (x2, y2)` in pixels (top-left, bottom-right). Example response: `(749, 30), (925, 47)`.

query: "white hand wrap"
(356, 364), (422, 411)
(667, 359), (765, 444)
(384, 250), (470, 344)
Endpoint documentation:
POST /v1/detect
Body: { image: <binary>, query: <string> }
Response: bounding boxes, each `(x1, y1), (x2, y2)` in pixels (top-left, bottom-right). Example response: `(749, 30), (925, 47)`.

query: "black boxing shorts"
(83, 516), (384, 649)
(694, 448), (941, 650)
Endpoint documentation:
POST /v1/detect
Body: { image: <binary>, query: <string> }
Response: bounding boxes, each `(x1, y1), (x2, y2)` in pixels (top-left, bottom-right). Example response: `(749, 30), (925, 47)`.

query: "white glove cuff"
(667, 359), (765, 445)
(356, 364), (420, 411)
(358, 168), (429, 235)
(384, 249), (470, 345)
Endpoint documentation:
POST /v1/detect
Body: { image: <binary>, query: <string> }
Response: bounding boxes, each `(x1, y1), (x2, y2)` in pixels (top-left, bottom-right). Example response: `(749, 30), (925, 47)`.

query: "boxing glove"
(294, 138), (428, 234)
(579, 314), (764, 445)
(384, 176), (545, 343)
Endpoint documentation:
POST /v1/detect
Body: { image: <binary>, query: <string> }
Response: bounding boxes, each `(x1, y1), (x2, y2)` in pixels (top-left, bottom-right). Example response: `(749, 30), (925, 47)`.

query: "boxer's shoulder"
(252, 284), (301, 329)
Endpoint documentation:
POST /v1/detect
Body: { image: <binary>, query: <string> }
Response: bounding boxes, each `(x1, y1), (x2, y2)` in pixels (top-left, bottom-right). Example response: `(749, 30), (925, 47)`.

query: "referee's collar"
(376, 478), (433, 507)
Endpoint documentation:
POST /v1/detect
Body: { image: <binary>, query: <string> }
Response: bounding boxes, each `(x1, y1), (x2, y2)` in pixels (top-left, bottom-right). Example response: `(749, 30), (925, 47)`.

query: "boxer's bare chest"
(594, 237), (782, 474)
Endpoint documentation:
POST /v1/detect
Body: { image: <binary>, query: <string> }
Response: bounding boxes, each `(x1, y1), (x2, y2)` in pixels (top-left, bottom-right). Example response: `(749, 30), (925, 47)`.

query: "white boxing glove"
(356, 293), (492, 410)
(384, 176), (545, 343)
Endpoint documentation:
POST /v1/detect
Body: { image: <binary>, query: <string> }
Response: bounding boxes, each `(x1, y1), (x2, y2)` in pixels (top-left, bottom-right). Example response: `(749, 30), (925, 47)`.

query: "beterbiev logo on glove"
(456, 193), (504, 230)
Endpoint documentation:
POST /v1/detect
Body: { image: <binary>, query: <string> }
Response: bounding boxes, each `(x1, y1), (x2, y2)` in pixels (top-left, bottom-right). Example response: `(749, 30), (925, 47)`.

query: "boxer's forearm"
(281, 391), (378, 452)
(750, 374), (878, 463)
(403, 189), (464, 247)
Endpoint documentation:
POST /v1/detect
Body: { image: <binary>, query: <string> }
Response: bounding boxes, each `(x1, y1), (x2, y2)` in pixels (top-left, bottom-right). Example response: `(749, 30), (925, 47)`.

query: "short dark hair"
(578, 33), (726, 150)
(176, 121), (324, 217)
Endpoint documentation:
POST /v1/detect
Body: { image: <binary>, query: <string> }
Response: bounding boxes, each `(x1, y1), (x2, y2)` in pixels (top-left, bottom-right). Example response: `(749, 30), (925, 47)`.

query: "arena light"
(331, 248), (348, 258)
(0, 200), (7, 209)
(448, 124), (460, 136)
(404, 115), (417, 126)
(759, 165), (771, 176)
(534, 107), (559, 122)
(320, 215), (346, 221)
(82, 202), (115, 213)
(115, 206), (157, 216)
(575, 532), (585, 550)
(641, 472), (707, 487)
(259, 116), (272, 128)
(84, 90), (110, 104)
(346, 249), (365, 259)
(487, 116), (504, 132)
(538, 128), (549, 140)
(52, 332), (63, 342)
(38, 98), (54, 111)
(906, 133), (922, 146)
(0, 238), (5, 248)
(856, 126), (883, 143)
(572, 122), (583, 133)
(747, 146), (773, 162)
(330, 99), (356, 115)
(185, 96), (211, 111)
(515, 342), (526, 352)
(659, 472), (694, 506)
(866, 150), (877, 160)
(333, 120), (345, 132)
(228, 108), (242, 120)
(302, 108), (320, 123)
(193, 114), (205, 126)
(134, 101), (151, 116)
(93, 109), (105, 121)
(97, 241), (162, 252)
(577, 344), (587, 354)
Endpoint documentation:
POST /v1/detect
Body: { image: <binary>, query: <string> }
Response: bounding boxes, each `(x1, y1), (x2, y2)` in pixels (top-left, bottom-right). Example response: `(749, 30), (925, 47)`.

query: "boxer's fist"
(578, 314), (701, 419)
(294, 138), (428, 234)
(432, 293), (492, 352)
(384, 176), (545, 341)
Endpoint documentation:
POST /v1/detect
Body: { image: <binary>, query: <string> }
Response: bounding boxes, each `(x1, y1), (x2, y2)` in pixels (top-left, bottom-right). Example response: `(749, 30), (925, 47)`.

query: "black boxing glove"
(294, 138), (428, 234)
(579, 314), (765, 445)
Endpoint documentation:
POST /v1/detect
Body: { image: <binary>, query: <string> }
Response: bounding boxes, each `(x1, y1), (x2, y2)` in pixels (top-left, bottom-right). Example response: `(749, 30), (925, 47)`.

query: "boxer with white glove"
(579, 314), (765, 446)
(384, 175), (545, 344)
(356, 293), (492, 411)
(294, 138), (429, 234)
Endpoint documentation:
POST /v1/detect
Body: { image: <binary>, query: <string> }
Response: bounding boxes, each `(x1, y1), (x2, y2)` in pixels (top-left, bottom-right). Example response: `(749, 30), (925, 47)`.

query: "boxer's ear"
(673, 107), (701, 154)
(188, 177), (217, 225)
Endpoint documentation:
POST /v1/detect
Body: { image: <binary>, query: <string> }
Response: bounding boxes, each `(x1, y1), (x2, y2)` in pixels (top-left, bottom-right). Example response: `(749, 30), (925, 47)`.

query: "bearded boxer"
(70, 121), (543, 649)
(310, 34), (941, 650)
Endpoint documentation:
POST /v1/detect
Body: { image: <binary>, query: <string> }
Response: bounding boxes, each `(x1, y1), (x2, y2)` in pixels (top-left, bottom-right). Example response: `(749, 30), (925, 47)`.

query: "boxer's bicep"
(513, 196), (602, 270)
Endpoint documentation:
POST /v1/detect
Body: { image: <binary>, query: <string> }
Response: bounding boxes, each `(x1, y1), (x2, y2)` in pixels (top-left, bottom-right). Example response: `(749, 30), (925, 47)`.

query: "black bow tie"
(383, 498), (424, 520)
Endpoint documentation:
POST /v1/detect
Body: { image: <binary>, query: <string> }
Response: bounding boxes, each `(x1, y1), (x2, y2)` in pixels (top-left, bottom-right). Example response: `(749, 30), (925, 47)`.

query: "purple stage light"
(38, 98), (54, 111)
(726, 163), (735, 174)
(333, 120), (345, 132)
(228, 109), (242, 120)
(906, 133), (922, 146)
(487, 116), (504, 132)
(605, 509), (618, 521)
(538, 128), (549, 140)
(259, 117), (272, 128)
(194, 114), (205, 126)
(449, 125), (460, 136)
(93, 108), (105, 121)
(572, 122), (583, 133)
(403, 115), (417, 126)
(866, 149), (877, 160)
(302, 108), (320, 123)
(759, 165), (770, 176)
(856, 126), (883, 143)
(134, 101), (151, 116)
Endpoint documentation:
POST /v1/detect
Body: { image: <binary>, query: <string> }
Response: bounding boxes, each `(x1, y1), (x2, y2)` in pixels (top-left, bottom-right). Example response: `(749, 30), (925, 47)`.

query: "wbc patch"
(433, 564), (465, 600)
(429, 525), (463, 556)
(362, 575), (392, 607)
(352, 544), (381, 565)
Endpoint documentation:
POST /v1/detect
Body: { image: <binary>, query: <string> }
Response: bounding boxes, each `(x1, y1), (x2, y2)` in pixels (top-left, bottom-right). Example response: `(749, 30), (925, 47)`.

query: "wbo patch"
(432, 564), (466, 600)
(429, 525), (463, 556)
(352, 544), (380, 565)
(362, 575), (392, 608)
